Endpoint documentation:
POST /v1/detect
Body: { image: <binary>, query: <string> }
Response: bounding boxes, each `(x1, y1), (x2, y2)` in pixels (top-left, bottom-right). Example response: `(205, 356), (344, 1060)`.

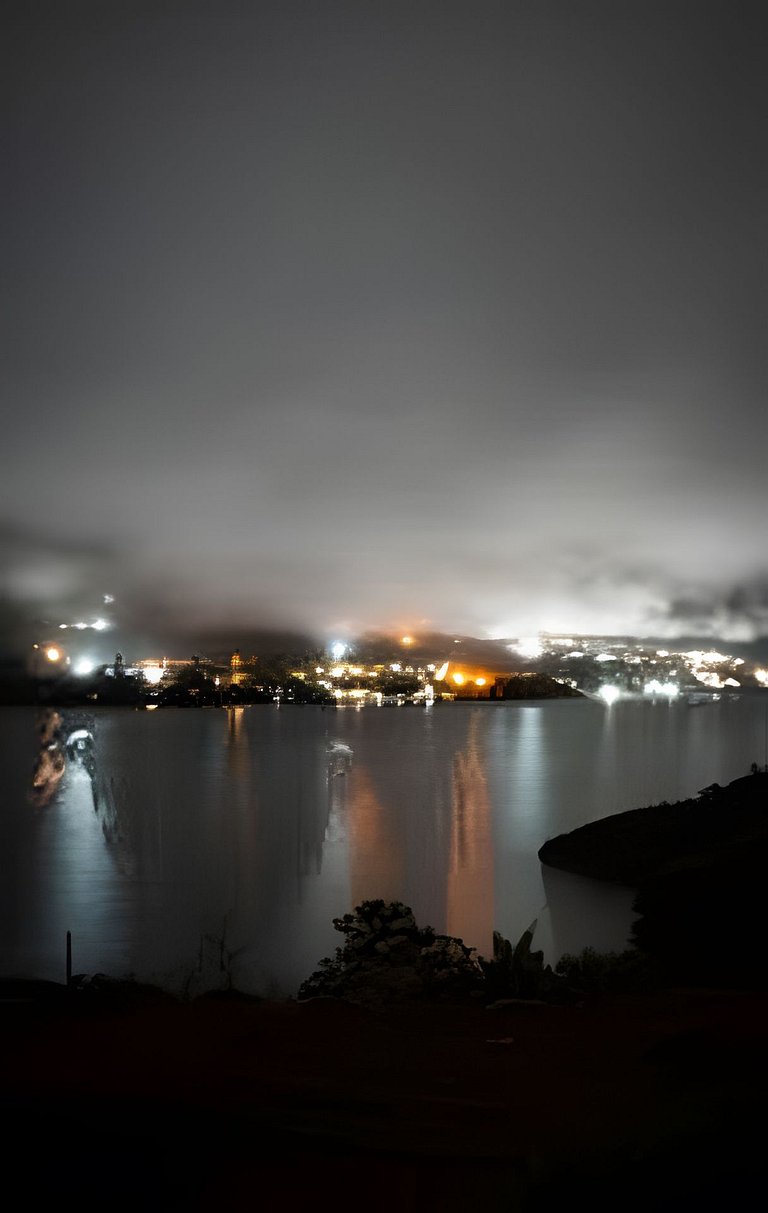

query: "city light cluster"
(23, 625), (768, 707)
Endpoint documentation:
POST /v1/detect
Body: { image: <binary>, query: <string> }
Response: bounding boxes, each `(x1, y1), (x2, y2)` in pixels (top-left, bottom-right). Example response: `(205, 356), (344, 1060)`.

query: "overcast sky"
(3, 1), (767, 661)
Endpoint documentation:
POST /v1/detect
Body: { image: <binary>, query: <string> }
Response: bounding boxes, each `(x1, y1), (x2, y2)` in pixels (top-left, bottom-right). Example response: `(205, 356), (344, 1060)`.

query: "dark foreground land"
(2, 977), (767, 1211)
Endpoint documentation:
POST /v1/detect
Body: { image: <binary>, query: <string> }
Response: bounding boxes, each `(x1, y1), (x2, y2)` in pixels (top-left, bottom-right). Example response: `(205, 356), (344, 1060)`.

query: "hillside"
(538, 771), (768, 884)
(539, 771), (768, 986)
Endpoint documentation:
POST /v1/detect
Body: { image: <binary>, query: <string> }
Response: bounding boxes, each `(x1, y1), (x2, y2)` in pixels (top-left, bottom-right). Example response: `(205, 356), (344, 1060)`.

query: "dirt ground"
(3, 983), (767, 1210)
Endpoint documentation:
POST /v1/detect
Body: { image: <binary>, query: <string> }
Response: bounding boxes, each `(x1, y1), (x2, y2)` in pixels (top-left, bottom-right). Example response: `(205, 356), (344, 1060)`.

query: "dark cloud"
(665, 578), (768, 643)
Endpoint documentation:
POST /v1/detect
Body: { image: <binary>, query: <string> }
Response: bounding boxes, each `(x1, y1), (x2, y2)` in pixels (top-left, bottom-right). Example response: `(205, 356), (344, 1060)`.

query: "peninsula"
(538, 769), (768, 988)
(538, 769), (768, 885)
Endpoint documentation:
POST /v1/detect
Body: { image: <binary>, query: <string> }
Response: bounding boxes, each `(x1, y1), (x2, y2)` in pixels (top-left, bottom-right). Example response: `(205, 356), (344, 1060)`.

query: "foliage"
(555, 946), (661, 993)
(299, 901), (575, 1006)
(298, 899), (486, 1004)
(629, 851), (768, 990)
(479, 924), (571, 1002)
(377, 673), (421, 696)
(495, 673), (582, 700)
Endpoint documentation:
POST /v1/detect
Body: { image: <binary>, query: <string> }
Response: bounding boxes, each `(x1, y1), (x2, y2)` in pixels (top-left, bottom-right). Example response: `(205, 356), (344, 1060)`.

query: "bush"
(298, 899), (485, 1005)
(299, 902), (572, 1006)
(555, 946), (660, 993)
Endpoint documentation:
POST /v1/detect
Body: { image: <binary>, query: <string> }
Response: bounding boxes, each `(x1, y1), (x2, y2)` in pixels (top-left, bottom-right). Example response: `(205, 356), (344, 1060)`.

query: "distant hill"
(492, 673), (582, 699)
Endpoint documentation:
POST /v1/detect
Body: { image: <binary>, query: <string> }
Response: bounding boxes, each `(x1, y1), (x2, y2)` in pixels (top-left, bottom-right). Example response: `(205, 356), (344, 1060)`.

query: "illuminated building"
(230, 648), (244, 687)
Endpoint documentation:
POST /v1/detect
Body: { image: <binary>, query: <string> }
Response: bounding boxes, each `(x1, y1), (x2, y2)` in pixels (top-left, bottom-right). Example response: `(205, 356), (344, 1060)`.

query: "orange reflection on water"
(446, 714), (495, 959)
(346, 765), (406, 909)
(225, 706), (251, 779)
(29, 708), (66, 807)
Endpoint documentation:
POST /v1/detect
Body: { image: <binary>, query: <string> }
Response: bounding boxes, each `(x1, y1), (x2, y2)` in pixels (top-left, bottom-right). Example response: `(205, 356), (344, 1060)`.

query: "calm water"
(2, 696), (766, 996)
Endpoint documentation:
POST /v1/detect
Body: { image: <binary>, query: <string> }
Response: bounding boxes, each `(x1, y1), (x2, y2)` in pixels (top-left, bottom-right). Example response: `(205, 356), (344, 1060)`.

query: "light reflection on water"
(1, 696), (765, 996)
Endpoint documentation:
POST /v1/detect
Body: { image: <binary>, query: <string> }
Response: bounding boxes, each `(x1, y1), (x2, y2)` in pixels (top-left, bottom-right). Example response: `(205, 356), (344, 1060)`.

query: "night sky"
(3, 1), (767, 661)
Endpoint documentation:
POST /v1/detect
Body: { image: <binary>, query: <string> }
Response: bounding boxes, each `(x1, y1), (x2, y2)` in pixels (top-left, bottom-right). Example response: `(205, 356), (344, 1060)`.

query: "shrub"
(555, 946), (660, 993)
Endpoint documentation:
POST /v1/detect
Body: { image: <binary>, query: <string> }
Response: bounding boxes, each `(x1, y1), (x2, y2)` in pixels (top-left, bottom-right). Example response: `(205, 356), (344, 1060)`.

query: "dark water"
(2, 696), (766, 996)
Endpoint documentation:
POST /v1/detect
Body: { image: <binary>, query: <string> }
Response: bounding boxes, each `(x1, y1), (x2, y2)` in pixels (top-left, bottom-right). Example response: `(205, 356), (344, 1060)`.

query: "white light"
(514, 637), (543, 659)
(74, 658), (95, 676)
(45, 647), (61, 662)
(696, 671), (726, 689)
(142, 665), (164, 685)
(435, 661), (449, 680)
(92, 618), (109, 631)
(599, 684), (621, 705)
(644, 680), (679, 698)
(684, 649), (728, 665)
(74, 622), (87, 630)
(331, 642), (346, 661)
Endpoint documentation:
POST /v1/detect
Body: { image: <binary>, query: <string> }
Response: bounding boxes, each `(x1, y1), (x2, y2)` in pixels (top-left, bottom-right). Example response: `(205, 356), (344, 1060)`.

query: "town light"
(599, 684), (621, 705)
(514, 637), (543, 659)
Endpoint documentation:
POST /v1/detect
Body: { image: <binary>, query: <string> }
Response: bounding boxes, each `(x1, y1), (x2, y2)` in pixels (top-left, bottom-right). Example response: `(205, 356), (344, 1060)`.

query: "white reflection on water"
(1, 696), (766, 995)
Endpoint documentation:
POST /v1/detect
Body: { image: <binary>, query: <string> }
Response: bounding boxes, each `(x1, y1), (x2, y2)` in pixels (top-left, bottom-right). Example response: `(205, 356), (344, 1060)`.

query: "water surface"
(1, 696), (765, 996)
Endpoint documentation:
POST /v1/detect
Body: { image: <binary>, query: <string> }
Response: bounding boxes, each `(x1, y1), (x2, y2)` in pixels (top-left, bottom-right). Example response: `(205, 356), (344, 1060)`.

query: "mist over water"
(2, 696), (765, 997)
